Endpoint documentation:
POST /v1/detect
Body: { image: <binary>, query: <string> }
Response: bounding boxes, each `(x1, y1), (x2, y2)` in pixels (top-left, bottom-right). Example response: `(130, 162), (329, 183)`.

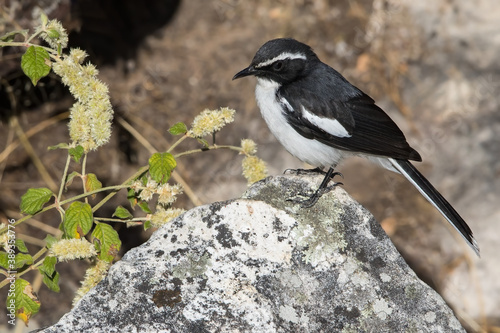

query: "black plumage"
(233, 38), (479, 255)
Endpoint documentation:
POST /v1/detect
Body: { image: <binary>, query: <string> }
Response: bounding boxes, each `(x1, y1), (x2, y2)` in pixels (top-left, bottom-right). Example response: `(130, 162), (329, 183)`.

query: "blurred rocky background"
(0, 0), (498, 332)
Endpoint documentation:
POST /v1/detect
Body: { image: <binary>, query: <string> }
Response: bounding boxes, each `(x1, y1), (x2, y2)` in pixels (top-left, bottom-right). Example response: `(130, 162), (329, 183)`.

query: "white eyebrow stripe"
(301, 106), (352, 138)
(255, 52), (306, 68)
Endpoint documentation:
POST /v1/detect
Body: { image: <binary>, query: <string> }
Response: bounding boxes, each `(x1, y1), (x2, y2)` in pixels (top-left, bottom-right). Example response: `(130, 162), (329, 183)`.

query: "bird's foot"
(284, 167), (326, 175)
(287, 170), (344, 208)
(297, 180), (344, 208)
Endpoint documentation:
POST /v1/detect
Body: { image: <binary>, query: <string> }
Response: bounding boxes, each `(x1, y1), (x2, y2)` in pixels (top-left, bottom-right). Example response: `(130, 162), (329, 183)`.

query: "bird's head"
(233, 38), (319, 85)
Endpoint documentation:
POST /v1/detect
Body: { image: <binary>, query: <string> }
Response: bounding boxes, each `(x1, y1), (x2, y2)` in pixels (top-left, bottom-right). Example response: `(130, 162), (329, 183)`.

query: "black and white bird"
(233, 38), (479, 256)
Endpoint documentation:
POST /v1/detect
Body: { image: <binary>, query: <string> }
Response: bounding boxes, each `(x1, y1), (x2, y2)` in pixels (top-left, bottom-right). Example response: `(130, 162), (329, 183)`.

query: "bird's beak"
(232, 65), (256, 80)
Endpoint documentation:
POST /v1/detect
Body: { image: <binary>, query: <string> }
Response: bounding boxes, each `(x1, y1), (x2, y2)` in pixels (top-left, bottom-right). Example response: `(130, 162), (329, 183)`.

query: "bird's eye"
(272, 61), (284, 71)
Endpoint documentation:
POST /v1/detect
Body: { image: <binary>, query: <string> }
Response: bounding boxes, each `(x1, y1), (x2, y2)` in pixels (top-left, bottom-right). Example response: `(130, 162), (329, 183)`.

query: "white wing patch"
(255, 52), (306, 68)
(301, 106), (351, 138)
(279, 97), (294, 113)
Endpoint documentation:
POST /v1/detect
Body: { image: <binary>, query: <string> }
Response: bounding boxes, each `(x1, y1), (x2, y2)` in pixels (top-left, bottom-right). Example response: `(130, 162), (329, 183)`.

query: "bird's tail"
(389, 158), (479, 256)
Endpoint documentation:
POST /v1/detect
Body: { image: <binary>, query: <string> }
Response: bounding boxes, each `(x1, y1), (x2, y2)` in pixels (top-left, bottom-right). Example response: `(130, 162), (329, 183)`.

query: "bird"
(232, 38), (479, 256)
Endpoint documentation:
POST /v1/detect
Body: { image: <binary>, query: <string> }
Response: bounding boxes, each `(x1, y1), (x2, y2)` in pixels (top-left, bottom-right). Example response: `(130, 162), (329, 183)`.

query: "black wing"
(280, 67), (421, 161)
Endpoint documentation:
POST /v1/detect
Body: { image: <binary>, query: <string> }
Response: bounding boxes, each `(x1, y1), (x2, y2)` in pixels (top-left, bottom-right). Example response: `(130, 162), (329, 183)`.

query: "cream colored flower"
(40, 19), (68, 49)
(150, 207), (186, 228)
(49, 238), (97, 262)
(73, 259), (110, 305)
(52, 50), (113, 152)
(138, 178), (158, 202)
(241, 139), (257, 155)
(242, 156), (268, 185)
(157, 183), (183, 205)
(189, 107), (235, 137)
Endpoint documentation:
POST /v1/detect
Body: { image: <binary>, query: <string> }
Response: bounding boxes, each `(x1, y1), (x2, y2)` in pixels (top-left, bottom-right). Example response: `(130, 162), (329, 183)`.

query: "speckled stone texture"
(35, 174), (465, 333)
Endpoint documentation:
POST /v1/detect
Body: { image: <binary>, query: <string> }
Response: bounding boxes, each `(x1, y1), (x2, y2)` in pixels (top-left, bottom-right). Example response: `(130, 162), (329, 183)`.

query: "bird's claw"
(329, 171), (344, 180)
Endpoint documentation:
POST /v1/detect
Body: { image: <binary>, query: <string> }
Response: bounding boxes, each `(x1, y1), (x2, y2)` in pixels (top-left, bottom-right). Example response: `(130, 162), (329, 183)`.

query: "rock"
(35, 175), (465, 333)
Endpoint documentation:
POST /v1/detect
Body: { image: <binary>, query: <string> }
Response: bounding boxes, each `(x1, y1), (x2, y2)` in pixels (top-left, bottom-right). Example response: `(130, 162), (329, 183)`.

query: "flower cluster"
(239, 139), (267, 185)
(157, 183), (183, 205)
(132, 177), (184, 206)
(240, 139), (257, 155)
(39, 19), (68, 50)
(135, 177), (158, 202)
(49, 238), (97, 262)
(52, 49), (113, 151)
(242, 155), (267, 185)
(189, 107), (235, 138)
(72, 259), (110, 306)
(149, 207), (186, 228)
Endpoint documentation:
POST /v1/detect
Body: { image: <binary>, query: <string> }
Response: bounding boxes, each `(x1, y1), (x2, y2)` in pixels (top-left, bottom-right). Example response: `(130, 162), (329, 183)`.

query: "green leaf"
(20, 188), (53, 215)
(168, 122), (188, 135)
(113, 206), (133, 219)
(44, 234), (58, 249)
(38, 256), (57, 276)
(85, 173), (102, 198)
(137, 200), (152, 214)
(42, 270), (60, 292)
(14, 253), (33, 269)
(65, 171), (81, 189)
(63, 201), (93, 238)
(149, 152), (177, 184)
(127, 188), (137, 208)
(48, 142), (69, 150)
(0, 252), (31, 270)
(92, 223), (121, 262)
(21, 46), (51, 86)
(0, 29), (29, 42)
(143, 220), (152, 231)
(140, 174), (148, 186)
(7, 278), (41, 325)
(39, 256), (60, 292)
(0, 251), (9, 269)
(40, 12), (48, 27)
(69, 145), (84, 163)
(47, 29), (60, 39)
(15, 239), (29, 253)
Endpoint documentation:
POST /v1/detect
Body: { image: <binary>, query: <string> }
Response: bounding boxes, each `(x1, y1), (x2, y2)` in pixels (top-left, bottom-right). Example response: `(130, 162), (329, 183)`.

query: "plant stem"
(0, 41), (56, 55)
(94, 217), (148, 223)
(91, 165), (149, 213)
(0, 184), (132, 232)
(82, 153), (88, 204)
(31, 247), (47, 263)
(57, 154), (71, 203)
(0, 164), (150, 234)
(167, 134), (188, 153)
(25, 29), (43, 44)
(174, 144), (243, 159)
(0, 247), (47, 289)
(1, 143), (244, 234)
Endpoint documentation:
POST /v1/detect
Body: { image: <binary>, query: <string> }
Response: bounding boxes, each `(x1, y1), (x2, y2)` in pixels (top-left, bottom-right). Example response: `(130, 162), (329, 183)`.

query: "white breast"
(255, 78), (347, 168)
